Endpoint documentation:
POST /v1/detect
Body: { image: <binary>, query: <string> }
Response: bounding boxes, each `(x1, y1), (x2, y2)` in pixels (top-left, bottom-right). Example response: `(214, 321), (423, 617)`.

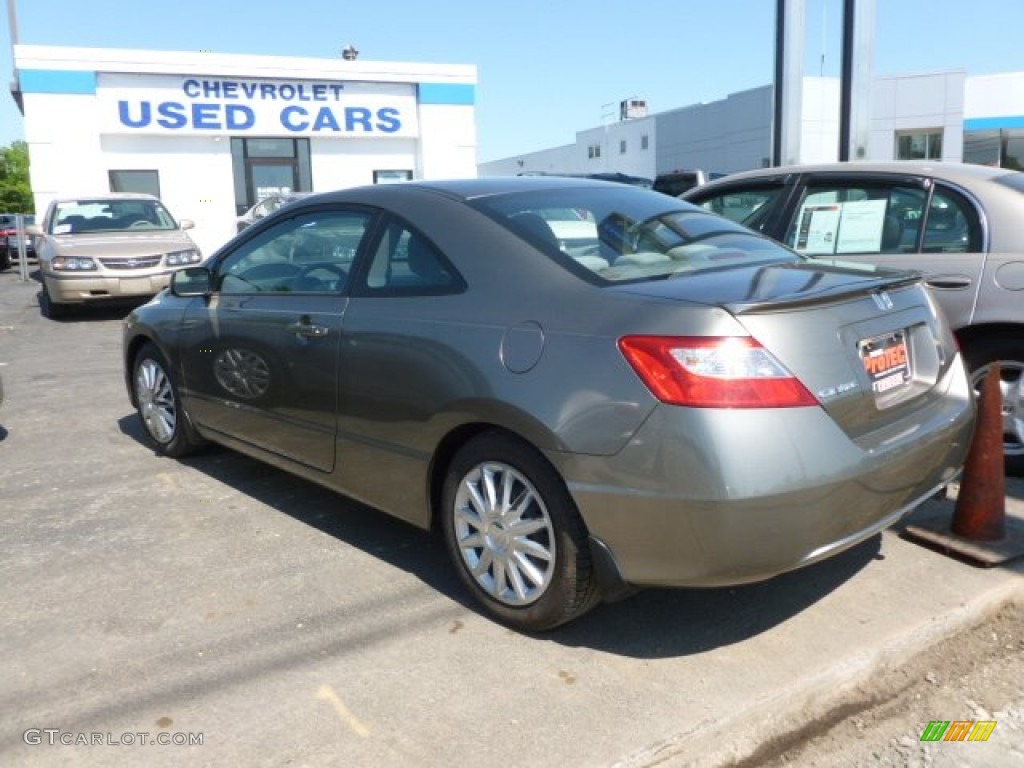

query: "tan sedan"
(30, 194), (201, 317)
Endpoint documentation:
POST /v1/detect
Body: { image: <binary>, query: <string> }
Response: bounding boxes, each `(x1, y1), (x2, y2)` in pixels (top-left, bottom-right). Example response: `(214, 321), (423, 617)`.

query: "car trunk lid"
(611, 260), (961, 438)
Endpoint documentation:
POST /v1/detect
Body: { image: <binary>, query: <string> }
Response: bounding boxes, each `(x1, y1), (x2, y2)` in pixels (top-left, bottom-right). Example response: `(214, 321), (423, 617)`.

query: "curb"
(615, 570), (1024, 768)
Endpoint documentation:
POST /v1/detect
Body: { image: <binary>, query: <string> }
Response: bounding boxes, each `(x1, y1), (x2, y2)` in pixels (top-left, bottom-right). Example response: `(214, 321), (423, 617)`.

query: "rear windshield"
(469, 186), (801, 283)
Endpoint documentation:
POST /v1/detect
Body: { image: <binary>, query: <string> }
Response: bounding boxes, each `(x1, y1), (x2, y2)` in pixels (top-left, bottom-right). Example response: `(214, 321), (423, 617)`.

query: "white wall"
(310, 137), (418, 192)
(799, 77), (840, 163)
(417, 103), (478, 179)
(655, 86), (773, 174)
(870, 70), (965, 161)
(478, 144), (579, 177)
(966, 73), (1024, 119)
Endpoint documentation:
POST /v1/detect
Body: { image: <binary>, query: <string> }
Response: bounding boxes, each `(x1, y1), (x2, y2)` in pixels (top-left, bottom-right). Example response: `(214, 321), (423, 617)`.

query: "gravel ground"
(737, 601), (1024, 767)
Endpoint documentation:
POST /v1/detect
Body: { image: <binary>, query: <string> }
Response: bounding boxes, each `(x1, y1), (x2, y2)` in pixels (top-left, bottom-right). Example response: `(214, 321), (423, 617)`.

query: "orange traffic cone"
(903, 360), (1024, 567)
(951, 363), (1006, 541)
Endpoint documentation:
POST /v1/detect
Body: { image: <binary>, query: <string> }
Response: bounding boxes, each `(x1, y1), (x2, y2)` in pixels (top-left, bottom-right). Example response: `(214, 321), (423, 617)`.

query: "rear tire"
(132, 342), (205, 457)
(441, 432), (601, 631)
(962, 336), (1024, 476)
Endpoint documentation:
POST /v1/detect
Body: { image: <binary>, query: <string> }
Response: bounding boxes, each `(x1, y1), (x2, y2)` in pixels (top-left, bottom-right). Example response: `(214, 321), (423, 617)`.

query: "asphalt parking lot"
(1, 268), (1022, 768)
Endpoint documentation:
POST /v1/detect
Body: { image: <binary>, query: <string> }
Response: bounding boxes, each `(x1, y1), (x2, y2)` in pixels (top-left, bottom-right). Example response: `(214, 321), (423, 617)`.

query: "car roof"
(50, 193), (162, 204)
(703, 161), (1020, 187)
(310, 175), (649, 206)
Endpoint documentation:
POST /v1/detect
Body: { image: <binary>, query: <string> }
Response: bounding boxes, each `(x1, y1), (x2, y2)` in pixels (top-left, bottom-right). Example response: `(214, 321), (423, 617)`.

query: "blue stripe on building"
(19, 70), (97, 95)
(964, 115), (1024, 131)
(418, 83), (475, 105)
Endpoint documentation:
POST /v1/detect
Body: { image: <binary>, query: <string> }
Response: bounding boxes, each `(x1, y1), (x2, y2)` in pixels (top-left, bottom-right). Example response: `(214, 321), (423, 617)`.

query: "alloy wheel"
(971, 361), (1024, 458)
(136, 358), (177, 445)
(452, 461), (556, 606)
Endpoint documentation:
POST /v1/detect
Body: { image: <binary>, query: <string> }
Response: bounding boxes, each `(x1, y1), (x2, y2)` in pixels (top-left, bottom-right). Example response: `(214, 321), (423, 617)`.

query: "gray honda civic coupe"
(123, 176), (974, 631)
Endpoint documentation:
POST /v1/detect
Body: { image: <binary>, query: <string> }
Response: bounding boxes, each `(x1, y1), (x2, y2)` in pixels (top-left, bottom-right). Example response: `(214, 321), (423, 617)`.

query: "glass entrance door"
(250, 161), (297, 202)
(231, 138), (312, 215)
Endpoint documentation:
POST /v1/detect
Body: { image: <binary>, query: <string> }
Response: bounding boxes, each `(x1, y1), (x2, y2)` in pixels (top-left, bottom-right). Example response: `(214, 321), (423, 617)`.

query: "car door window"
(218, 210), (372, 294)
(922, 187), (981, 253)
(692, 186), (786, 233)
(786, 183), (926, 257)
(357, 217), (463, 295)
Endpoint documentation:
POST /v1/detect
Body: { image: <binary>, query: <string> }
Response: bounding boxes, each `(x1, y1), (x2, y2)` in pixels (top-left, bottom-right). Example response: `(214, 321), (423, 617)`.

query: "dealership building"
(478, 70), (1024, 183)
(11, 45), (477, 254)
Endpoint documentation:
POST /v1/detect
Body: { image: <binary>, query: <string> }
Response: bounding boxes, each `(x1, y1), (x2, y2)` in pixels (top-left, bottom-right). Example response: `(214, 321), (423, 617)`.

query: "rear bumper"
(557, 357), (975, 588)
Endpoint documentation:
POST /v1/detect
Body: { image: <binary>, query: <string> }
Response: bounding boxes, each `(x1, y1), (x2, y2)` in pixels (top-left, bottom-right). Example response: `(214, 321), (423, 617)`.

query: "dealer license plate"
(119, 277), (152, 293)
(860, 330), (912, 396)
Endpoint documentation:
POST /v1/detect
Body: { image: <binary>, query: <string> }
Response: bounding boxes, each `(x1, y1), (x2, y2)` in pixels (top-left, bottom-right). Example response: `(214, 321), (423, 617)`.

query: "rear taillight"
(618, 336), (818, 408)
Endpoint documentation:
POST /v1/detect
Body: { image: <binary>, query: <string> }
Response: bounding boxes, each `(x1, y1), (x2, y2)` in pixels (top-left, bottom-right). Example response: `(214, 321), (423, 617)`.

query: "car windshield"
(51, 199), (177, 235)
(471, 186), (801, 283)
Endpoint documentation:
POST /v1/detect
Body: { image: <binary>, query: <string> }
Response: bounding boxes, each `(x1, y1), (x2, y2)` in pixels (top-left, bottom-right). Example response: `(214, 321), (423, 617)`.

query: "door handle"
(287, 318), (329, 338)
(925, 276), (972, 290)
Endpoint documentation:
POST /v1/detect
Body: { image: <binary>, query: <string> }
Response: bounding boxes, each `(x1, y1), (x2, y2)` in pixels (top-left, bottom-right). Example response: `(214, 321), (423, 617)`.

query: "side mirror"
(171, 266), (213, 297)
(178, 219), (195, 230)
(236, 220), (250, 234)
(26, 225), (43, 236)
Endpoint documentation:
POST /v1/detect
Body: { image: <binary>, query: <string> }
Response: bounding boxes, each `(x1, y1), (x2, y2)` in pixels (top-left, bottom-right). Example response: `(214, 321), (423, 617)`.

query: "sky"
(2, 0), (1023, 163)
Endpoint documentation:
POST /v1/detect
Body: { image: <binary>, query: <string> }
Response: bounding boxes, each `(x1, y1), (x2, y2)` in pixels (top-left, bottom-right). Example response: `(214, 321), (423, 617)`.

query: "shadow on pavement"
(117, 414), (886, 656)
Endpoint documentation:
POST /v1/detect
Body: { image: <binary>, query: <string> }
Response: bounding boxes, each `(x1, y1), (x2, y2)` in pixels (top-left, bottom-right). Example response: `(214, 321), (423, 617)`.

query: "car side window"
(357, 218), (463, 295)
(922, 187), (981, 253)
(786, 183), (926, 257)
(692, 186), (785, 233)
(218, 210), (372, 294)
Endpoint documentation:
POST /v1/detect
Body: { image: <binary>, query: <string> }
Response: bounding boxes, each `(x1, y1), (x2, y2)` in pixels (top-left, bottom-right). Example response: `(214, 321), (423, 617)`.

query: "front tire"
(39, 282), (68, 319)
(441, 432), (600, 631)
(132, 343), (204, 457)
(963, 336), (1024, 476)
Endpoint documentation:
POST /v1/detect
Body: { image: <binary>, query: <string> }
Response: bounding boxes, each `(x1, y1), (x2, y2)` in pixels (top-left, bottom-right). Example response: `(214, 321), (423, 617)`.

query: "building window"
(965, 128), (1024, 170)
(619, 139), (627, 155)
(896, 130), (942, 160)
(374, 170), (414, 184)
(641, 134), (649, 151)
(1005, 131), (1024, 171)
(109, 170), (160, 198)
(586, 143), (601, 159)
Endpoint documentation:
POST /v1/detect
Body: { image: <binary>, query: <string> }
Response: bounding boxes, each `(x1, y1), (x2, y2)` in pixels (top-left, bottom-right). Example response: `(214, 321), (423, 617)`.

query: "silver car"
(123, 177), (973, 630)
(683, 161), (1024, 474)
(30, 194), (201, 317)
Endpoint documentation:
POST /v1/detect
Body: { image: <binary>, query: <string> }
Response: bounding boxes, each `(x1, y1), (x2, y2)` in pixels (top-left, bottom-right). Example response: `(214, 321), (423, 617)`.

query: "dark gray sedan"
(123, 177), (974, 630)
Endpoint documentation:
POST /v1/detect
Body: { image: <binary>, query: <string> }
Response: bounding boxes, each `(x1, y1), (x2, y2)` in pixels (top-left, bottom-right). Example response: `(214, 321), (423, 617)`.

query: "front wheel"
(39, 282), (67, 319)
(132, 343), (205, 457)
(963, 337), (1024, 476)
(441, 432), (600, 631)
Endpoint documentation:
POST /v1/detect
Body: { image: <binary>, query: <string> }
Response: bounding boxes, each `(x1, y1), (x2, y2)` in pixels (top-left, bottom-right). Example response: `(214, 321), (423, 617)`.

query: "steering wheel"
(293, 263), (348, 291)
(129, 220), (155, 229)
(297, 263), (347, 282)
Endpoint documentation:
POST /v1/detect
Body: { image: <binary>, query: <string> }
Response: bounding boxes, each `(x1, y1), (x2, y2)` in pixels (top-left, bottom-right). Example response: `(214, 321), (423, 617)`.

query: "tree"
(0, 141), (34, 213)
